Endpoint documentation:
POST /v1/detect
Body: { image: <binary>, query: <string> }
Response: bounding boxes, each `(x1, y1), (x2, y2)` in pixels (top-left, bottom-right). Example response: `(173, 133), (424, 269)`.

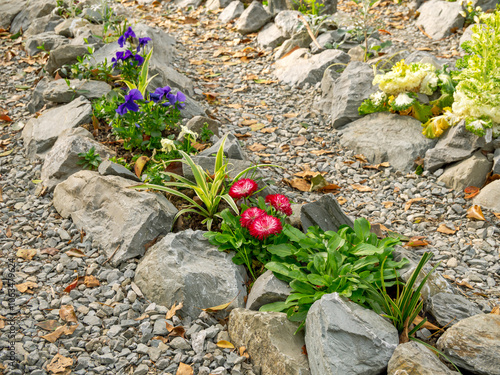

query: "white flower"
(373, 60), (436, 95)
(177, 125), (198, 142)
(419, 72), (439, 95)
(369, 91), (387, 106)
(394, 93), (414, 107)
(160, 138), (176, 153)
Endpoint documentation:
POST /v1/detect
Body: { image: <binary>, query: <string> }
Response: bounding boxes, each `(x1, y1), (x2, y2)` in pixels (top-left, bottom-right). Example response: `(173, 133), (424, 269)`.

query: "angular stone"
(427, 292), (483, 328)
(10, 0), (55, 35)
(98, 160), (140, 182)
(274, 10), (302, 38)
(174, 0), (203, 7)
(41, 128), (115, 191)
(199, 133), (247, 160)
(424, 121), (486, 172)
(388, 341), (459, 375)
(274, 31), (312, 60)
(274, 48), (350, 87)
(416, 0), (464, 40)
(245, 270), (291, 311)
(315, 68), (341, 114)
(45, 44), (93, 76)
(310, 30), (345, 54)
(339, 113), (437, 172)
(268, 0), (288, 16)
(305, 293), (399, 375)
(134, 24), (177, 67)
(134, 230), (247, 319)
(235, 1), (272, 35)
(42, 79), (112, 103)
(54, 17), (90, 38)
(206, 0), (233, 11)
(257, 23), (286, 49)
(24, 14), (64, 38)
(473, 179), (500, 212)
(149, 64), (195, 98)
(493, 148), (500, 175)
(185, 116), (221, 138)
(228, 309), (310, 375)
(179, 94), (207, 119)
(25, 32), (69, 56)
(438, 151), (492, 191)
(0, 0), (26, 30)
(300, 194), (353, 232)
(219, 1), (245, 23)
(53, 170), (177, 265)
(437, 314), (500, 375)
(81, 8), (103, 23)
(27, 77), (50, 114)
(22, 96), (92, 160)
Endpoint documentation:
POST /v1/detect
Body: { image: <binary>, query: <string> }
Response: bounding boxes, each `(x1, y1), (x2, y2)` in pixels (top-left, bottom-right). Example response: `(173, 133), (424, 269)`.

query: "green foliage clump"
(77, 147), (102, 170)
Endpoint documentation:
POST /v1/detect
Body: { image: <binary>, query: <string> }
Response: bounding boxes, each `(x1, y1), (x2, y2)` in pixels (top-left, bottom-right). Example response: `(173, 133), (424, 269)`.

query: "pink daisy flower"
(265, 194), (292, 216)
(229, 178), (258, 200)
(249, 214), (283, 240)
(240, 207), (266, 228)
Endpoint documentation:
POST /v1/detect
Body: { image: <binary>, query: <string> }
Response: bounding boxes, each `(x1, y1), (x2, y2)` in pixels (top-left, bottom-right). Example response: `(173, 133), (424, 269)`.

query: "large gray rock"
(328, 61), (376, 128)
(305, 293), (399, 375)
(23, 14), (63, 38)
(273, 48), (350, 87)
(274, 10), (302, 38)
(228, 309), (310, 375)
(45, 44), (93, 76)
(473, 179), (500, 212)
(310, 30), (345, 54)
(54, 17), (90, 38)
(206, 0), (233, 11)
(405, 50), (443, 70)
(40, 128), (115, 191)
(388, 341), (460, 375)
(257, 23), (286, 49)
(268, 0), (288, 16)
(135, 230), (247, 318)
(437, 314), (500, 375)
(235, 1), (272, 35)
(438, 151), (492, 190)
(274, 31), (312, 60)
(98, 160), (140, 182)
(219, 1), (245, 23)
(425, 121), (487, 172)
(22, 96), (92, 159)
(25, 32), (69, 56)
(42, 79), (112, 103)
(0, 0), (26, 30)
(416, 0), (464, 40)
(27, 77), (50, 114)
(185, 116), (221, 138)
(10, 0), (55, 35)
(427, 292), (483, 327)
(493, 148), (500, 175)
(199, 133), (247, 160)
(315, 68), (341, 114)
(300, 194), (353, 232)
(174, 0), (203, 7)
(339, 113), (437, 172)
(179, 94), (207, 119)
(53, 170), (178, 265)
(149, 64), (195, 98)
(134, 24), (176, 68)
(245, 270), (291, 311)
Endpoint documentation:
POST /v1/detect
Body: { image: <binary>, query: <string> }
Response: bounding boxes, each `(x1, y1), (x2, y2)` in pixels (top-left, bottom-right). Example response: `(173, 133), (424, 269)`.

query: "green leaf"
(267, 244), (294, 257)
(259, 301), (290, 312)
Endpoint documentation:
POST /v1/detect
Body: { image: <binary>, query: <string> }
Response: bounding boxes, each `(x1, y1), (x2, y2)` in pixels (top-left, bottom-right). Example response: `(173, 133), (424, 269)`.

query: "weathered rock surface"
(388, 341), (459, 375)
(199, 133), (247, 160)
(274, 10), (302, 38)
(206, 0), (233, 11)
(53, 170), (178, 265)
(257, 23), (286, 49)
(438, 151), (492, 190)
(339, 113), (437, 172)
(473, 179), (500, 212)
(41, 128), (115, 191)
(268, 0), (288, 16)
(183, 157), (252, 182)
(427, 292), (483, 327)
(10, 0), (55, 35)
(24, 14), (63, 38)
(45, 44), (93, 76)
(54, 17), (90, 38)
(229, 309), (310, 375)
(149, 64), (195, 98)
(135, 230), (247, 318)
(22, 96), (92, 160)
(235, 1), (272, 35)
(25, 32), (69, 56)
(0, 0), (26, 30)
(98, 160), (141, 182)
(274, 31), (312, 60)
(42, 79), (112, 103)
(219, 1), (245, 23)
(437, 314), (500, 375)
(185, 116), (221, 138)
(273, 48), (350, 87)
(493, 148), (500, 175)
(416, 0), (464, 40)
(300, 194), (354, 232)
(305, 293), (399, 375)
(245, 270), (291, 311)
(27, 77), (50, 114)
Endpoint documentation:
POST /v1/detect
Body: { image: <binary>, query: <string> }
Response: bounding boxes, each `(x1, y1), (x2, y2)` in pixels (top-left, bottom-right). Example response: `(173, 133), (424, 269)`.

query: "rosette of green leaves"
(260, 218), (408, 331)
(358, 91), (390, 116)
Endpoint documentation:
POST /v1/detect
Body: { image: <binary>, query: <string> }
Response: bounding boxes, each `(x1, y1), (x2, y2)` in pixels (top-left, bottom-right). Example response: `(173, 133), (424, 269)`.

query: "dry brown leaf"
(134, 313), (149, 321)
(168, 326), (186, 338)
(166, 302), (183, 320)
(5, 225), (11, 237)
(176, 363), (193, 375)
(36, 320), (60, 331)
(413, 315), (440, 330)
(249, 123), (265, 131)
(226, 103), (243, 109)
(247, 143), (267, 152)
(351, 184), (373, 192)
(216, 340), (235, 349)
(337, 196), (347, 205)
(0, 319), (4, 329)
(466, 205), (485, 221)
(291, 135), (307, 146)
(134, 156), (149, 178)
(0, 279), (3, 290)
(494, 212), (500, 220)
(60, 305), (77, 323)
(436, 223), (457, 235)
(490, 306), (500, 315)
(354, 154), (368, 163)
(383, 201), (394, 208)
(287, 178), (311, 192)
(456, 280), (474, 289)
(239, 346), (250, 359)
(47, 353), (73, 374)
(294, 170), (320, 179)
(83, 276), (100, 288)
(65, 248), (86, 257)
(404, 197), (425, 211)
(319, 184), (342, 193)
(260, 126), (278, 133)
(42, 324), (78, 343)
(15, 281), (38, 294)
(240, 119), (257, 126)
(464, 186), (480, 199)
(405, 238), (429, 247)
(16, 248), (37, 260)
(283, 113), (298, 118)
(202, 300), (234, 313)
(310, 150), (335, 156)
(40, 247), (59, 255)
(234, 132), (251, 139)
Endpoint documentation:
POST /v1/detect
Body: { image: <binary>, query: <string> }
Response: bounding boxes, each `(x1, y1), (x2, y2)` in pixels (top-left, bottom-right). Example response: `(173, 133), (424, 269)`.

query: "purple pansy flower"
(116, 89), (143, 116)
(136, 37), (152, 52)
(118, 27), (136, 48)
(134, 54), (144, 66)
(165, 91), (186, 109)
(150, 86), (172, 103)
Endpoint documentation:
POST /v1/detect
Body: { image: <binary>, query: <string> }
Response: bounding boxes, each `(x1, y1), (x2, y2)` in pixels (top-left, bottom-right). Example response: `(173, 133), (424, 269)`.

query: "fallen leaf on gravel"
(36, 320), (60, 331)
(226, 103), (243, 109)
(16, 248), (37, 260)
(294, 170), (320, 179)
(466, 205), (485, 221)
(320, 184), (342, 193)
(216, 340), (235, 349)
(405, 237), (429, 247)
(240, 119), (257, 126)
(47, 353), (73, 374)
(437, 223), (457, 235)
(176, 363), (193, 375)
(134, 156), (149, 178)
(291, 135), (306, 146)
(413, 315), (440, 330)
(310, 174), (329, 192)
(0, 317), (4, 329)
(0, 149), (14, 157)
(456, 280), (474, 289)
(0, 279), (3, 290)
(42, 324), (77, 343)
(239, 346), (250, 359)
(247, 143), (267, 152)
(40, 247), (59, 255)
(134, 314), (149, 321)
(260, 126), (277, 133)
(286, 178), (311, 192)
(65, 248), (86, 257)
(354, 154), (368, 163)
(0, 114), (12, 122)
(60, 305), (77, 323)
(181, 16), (199, 24)
(166, 302), (183, 319)
(383, 201), (394, 208)
(15, 282), (38, 293)
(234, 132), (251, 139)
(494, 213), (500, 220)
(404, 197), (425, 211)
(64, 277), (81, 293)
(83, 276), (100, 288)
(283, 113), (298, 118)
(310, 150), (335, 156)
(167, 325), (186, 338)
(250, 123), (265, 131)
(491, 306), (500, 315)
(464, 186), (480, 199)
(202, 299), (235, 313)
(351, 184), (373, 192)
(337, 196), (347, 205)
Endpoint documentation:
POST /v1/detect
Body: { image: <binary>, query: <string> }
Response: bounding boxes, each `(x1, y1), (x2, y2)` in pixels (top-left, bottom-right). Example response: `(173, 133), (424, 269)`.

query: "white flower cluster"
(160, 138), (176, 153)
(177, 125), (198, 142)
(369, 91), (387, 106)
(452, 88), (500, 124)
(373, 61), (437, 95)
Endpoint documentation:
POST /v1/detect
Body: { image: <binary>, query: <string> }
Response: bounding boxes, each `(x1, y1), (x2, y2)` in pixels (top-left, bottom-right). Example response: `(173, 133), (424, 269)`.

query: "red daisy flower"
(240, 207), (266, 228)
(265, 194), (292, 216)
(229, 178), (258, 200)
(248, 214), (283, 240)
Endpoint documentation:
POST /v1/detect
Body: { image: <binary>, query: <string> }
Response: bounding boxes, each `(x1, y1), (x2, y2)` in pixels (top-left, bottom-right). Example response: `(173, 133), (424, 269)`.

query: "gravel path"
(0, 0), (499, 374)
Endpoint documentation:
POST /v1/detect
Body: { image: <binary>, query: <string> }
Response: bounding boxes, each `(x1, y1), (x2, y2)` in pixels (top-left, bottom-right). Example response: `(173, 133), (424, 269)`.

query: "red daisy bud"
(229, 178), (258, 200)
(265, 194), (292, 216)
(240, 207), (266, 228)
(248, 214), (283, 240)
